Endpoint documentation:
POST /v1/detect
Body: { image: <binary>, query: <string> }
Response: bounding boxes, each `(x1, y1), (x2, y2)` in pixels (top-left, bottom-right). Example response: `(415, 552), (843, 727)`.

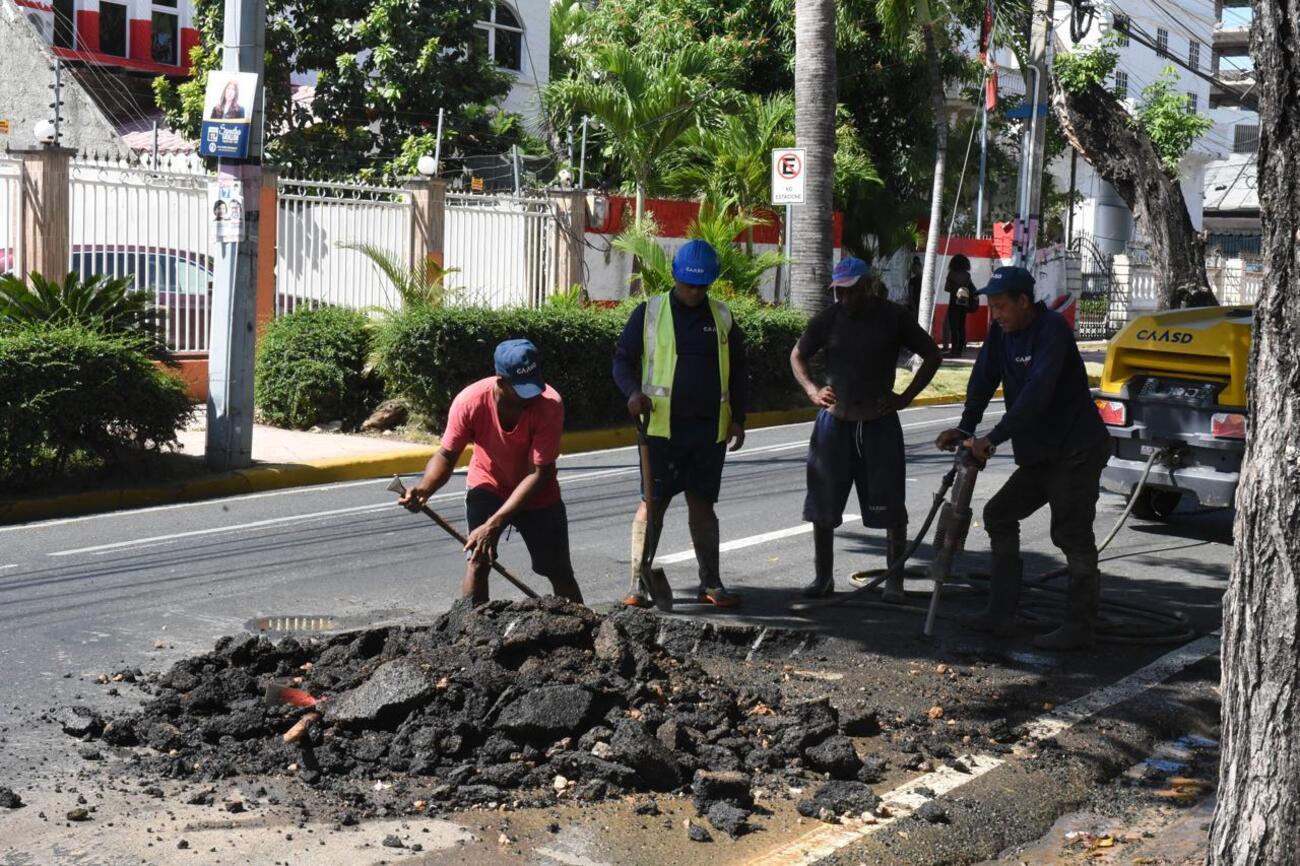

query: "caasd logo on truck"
(1135, 329), (1194, 344)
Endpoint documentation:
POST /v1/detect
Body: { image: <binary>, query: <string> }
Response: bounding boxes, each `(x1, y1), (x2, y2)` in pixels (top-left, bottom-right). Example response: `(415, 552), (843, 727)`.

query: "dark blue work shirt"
(612, 292), (748, 425)
(958, 302), (1106, 466)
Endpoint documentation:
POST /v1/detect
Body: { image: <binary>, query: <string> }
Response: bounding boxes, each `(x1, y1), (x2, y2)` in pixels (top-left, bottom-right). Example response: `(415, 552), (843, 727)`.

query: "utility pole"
(1015, 0), (1055, 268)
(205, 0), (265, 471)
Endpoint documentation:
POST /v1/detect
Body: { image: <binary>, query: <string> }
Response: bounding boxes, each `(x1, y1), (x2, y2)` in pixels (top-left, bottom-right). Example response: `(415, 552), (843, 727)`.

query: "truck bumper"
(1102, 456), (1240, 508)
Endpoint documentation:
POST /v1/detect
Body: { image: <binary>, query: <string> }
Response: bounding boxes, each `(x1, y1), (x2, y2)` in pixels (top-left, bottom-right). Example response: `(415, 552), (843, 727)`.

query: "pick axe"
(386, 475), (540, 600)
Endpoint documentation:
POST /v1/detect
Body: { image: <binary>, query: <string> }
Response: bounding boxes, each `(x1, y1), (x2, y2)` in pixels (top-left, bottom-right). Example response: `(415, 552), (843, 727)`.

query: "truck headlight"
(1095, 399), (1127, 426)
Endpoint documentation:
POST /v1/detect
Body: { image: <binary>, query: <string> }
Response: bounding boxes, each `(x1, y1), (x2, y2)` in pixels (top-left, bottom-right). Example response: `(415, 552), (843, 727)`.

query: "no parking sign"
(771, 147), (806, 205)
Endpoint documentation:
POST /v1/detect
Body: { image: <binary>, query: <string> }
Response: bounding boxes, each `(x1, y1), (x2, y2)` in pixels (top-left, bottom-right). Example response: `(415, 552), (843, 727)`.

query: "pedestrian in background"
(943, 254), (977, 358)
(612, 240), (748, 610)
(791, 256), (943, 599)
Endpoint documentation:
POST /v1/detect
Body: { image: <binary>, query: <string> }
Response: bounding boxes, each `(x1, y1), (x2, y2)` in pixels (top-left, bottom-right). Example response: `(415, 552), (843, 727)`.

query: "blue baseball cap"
(672, 239), (721, 286)
(979, 266), (1036, 297)
(494, 338), (545, 399)
(830, 256), (870, 288)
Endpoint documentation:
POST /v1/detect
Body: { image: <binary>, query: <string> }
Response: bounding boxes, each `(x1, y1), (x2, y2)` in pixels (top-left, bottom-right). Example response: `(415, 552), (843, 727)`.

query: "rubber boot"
(803, 525), (835, 598)
(965, 554), (1022, 637)
(1032, 556), (1098, 651)
(626, 507), (669, 610)
(691, 511), (739, 608)
(881, 524), (909, 604)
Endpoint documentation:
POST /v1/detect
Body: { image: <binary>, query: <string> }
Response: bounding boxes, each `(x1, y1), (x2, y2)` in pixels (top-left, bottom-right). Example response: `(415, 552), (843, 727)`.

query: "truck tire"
(1132, 488), (1182, 521)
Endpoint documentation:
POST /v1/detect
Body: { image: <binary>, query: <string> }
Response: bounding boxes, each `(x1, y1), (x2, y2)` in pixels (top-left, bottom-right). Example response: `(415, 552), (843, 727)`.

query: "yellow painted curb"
(2, 383), (1098, 526)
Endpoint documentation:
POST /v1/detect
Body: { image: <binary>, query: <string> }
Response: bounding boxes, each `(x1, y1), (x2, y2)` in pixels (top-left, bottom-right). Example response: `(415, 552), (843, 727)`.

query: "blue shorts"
(464, 487), (575, 580)
(643, 417), (727, 504)
(802, 410), (907, 529)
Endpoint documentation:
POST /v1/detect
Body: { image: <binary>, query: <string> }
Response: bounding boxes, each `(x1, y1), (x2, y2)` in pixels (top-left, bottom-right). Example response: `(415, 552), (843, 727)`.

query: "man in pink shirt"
(398, 339), (584, 605)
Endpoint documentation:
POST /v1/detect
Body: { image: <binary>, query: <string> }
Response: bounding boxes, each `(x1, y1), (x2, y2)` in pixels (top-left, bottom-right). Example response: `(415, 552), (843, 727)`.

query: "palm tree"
(546, 43), (717, 224)
(340, 243), (459, 311)
(792, 0), (837, 316)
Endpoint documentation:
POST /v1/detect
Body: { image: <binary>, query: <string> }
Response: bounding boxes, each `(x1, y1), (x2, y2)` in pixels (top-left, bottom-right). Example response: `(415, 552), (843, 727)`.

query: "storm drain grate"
(246, 615), (341, 634)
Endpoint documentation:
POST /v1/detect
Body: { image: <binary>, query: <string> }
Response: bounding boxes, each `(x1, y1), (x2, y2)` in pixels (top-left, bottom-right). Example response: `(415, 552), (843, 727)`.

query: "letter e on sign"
(772, 147), (806, 205)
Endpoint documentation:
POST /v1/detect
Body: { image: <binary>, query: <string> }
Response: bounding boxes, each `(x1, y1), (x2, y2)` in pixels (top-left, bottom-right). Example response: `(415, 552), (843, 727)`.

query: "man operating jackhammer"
(790, 256), (943, 599)
(398, 339), (585, 605)
(935, 266), (1109, 650)
(612, 239), (748, 610)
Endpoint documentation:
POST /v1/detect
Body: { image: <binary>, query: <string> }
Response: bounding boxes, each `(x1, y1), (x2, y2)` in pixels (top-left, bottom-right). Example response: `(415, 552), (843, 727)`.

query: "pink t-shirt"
(440, 377), (564, 509)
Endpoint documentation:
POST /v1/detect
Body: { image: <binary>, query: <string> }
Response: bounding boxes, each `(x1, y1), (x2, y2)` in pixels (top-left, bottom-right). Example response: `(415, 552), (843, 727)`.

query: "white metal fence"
(1120, 254), (1262, 315)
(445, 192), (553, 308)
(67, 157), (213, 353)
(275, 178), (412, 315)
(0, 157), (22, 277)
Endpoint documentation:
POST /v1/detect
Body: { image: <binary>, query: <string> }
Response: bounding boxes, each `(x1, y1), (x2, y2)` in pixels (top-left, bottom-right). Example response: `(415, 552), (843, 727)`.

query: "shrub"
(374, 300), (807, 431)
(0, 270), (166, 356)
(255, 306), (378, 429)
(0, 323), (191, 490)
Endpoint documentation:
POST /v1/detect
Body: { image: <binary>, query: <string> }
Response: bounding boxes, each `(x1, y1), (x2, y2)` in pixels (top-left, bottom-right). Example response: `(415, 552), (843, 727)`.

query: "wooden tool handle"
(283, 711), (321, 744)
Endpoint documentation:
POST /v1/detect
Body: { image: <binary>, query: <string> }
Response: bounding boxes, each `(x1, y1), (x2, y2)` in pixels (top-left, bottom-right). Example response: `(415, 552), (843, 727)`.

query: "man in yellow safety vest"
(612, 240), (748, 610)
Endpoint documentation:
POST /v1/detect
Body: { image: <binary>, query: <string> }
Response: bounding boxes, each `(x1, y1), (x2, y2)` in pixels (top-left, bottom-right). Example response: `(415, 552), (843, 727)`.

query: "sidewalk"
(175, 417), (431, 465)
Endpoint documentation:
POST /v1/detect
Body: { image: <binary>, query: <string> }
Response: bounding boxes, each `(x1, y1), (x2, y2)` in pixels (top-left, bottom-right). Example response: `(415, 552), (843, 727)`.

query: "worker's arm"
(463, 462), (556, 563)
(985, 323), (1069, 447)
(399, 447), (462, 511)
(612, 303), (651, 416)
(886, 314), (943, 411)
(790, 308), (836, 408)
(726, 320), (748, 451)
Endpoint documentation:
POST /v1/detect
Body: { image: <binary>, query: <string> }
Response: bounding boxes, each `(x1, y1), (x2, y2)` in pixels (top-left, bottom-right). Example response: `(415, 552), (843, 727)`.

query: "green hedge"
(0, 323), (192, 490)
(255, 306), (378, 430)
(374, 298), (807, 431)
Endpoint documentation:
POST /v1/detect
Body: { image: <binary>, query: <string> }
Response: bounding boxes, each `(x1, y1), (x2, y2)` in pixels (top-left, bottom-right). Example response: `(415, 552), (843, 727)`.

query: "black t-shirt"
(797, 298), (939, 421)
(945, 271), (976, 313)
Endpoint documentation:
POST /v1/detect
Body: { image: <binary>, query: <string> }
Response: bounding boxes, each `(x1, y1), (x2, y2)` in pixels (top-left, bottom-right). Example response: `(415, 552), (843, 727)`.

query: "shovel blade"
(264, 682), (318, 708)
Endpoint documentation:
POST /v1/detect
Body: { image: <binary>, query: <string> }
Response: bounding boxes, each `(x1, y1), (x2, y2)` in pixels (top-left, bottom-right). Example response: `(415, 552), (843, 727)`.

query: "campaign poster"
(210, 176), (246, 243)
(199, 72), (258, 159)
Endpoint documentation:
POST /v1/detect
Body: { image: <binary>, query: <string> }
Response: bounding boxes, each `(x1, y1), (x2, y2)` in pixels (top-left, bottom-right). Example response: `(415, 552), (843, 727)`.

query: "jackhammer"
(922, 447), (985, 636)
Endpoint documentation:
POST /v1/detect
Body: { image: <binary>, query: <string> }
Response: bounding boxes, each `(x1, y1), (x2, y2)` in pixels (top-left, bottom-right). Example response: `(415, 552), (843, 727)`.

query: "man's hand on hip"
(726, 422), (746, 452)
(807, 385), (837, 408)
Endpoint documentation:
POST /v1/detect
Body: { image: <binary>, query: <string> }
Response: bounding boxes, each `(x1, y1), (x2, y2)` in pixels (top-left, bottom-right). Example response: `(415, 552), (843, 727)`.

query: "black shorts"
(464, 487), (574, 579)
(802, 409), (907, 529)
(644, 417), (727, 504)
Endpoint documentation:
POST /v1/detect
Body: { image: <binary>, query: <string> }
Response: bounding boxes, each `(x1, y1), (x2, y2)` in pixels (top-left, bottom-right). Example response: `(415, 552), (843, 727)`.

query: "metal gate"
(1069, 234), (1126, 340)
(444, 193), (554, 308)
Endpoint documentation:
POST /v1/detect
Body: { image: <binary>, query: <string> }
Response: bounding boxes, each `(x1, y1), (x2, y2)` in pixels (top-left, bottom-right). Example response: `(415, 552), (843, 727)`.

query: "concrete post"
(549, 188), (587, 297)
(255, 166), (278, 330)
(407, 178), (447, 273)
(15, 147), (75, 282)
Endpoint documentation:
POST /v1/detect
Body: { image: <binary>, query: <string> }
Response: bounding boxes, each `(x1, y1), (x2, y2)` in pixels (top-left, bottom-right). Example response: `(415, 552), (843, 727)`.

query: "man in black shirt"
(791, 257), (943, 599)
(943, 254), (977, 357)
(935, 266), (1109, 650)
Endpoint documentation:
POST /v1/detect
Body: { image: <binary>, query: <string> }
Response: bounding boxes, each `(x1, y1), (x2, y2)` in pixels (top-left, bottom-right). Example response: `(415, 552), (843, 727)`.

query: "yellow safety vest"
(640, 292), (733, 442)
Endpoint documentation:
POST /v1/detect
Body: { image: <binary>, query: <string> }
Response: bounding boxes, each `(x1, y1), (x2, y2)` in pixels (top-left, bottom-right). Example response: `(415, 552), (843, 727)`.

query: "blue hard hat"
(978, 266), (1035, 297)
(493, 338), (545, 399)
(672, 240), (721, 287)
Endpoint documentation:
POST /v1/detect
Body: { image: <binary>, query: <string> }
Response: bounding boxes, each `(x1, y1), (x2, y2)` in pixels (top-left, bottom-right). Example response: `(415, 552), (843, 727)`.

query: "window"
(152, 7), (179, 65)
(1189, 39), (1201, 70)
(1156, 27), (1169, 57)
(475, 3), (523, 72)
(1115, 70), (1129, 100)
(99, 1), (127, 56)
(52, 0), (75, 48)
(1187, 92), (1198, 113)
(1233, 125), (1258, 152)
(1112, 13), (1130, 46)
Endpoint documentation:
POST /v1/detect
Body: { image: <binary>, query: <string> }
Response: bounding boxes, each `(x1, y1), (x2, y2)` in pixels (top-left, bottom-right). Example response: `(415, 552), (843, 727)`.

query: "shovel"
(634, 413), (674, 612)
(386, 475), (540, 600)
(264, 682), (326, 744)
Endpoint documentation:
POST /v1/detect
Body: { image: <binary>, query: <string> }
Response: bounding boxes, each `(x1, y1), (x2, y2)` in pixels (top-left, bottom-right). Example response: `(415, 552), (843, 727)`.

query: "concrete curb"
(1, 381), (1097, 525)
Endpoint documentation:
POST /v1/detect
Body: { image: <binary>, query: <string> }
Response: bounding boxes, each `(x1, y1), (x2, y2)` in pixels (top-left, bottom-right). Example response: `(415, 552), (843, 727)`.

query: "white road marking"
(0, 564), (16, 570)
(748, 632), (1222, 866)
(655, 516), (861, 566)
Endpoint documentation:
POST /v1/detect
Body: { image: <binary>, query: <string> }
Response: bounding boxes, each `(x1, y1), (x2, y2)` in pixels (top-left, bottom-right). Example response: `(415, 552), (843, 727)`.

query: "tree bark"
(915, 24), (947, 342)
(791, 0), (836, 315)
(1208, 0), (1300, 859)
(1049, 75), (1213, 309)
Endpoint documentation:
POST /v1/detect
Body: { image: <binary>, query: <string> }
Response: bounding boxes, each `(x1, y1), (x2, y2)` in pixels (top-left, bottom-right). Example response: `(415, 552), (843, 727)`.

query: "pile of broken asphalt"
(45, 598), (1035, 843)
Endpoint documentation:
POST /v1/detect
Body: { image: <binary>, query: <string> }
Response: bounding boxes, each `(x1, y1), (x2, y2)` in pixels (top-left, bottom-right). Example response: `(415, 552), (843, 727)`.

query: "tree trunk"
(1207, 0), (1300, 859)
(791, 0), (836, 315)
(1049, 74), (1213, 310)
(915, 24), (947, 342)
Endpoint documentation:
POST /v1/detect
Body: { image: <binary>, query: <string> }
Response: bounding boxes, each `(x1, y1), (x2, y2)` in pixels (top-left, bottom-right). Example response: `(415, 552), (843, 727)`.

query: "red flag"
(979, 3), (998, 111)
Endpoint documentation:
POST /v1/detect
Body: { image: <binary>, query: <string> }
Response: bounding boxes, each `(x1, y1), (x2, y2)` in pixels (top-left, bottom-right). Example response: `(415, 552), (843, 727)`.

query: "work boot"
(965, 553), (1022, 637)
(691, 511), (741, 608)
(881, 525), (909, 604)
(803, 525), (835, 598)
(1033, 557), (1099, 651)
(628, 511), (671, 611)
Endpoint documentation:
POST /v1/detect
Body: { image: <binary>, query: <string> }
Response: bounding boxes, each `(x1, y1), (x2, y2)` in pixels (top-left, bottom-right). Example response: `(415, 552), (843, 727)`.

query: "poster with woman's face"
(199, 72), (259, 158)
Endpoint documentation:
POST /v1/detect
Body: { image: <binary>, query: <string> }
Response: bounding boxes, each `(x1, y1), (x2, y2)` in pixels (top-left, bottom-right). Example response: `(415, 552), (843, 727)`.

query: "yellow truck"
(1093, 305), (1252, 518)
